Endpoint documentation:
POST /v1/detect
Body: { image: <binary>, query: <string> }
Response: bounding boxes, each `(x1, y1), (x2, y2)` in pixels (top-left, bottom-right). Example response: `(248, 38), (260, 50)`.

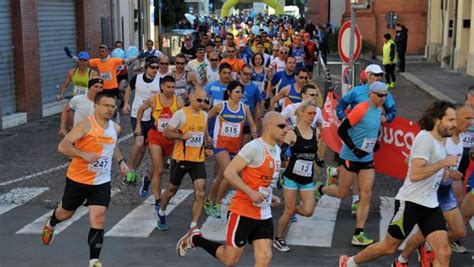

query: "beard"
(437, 124), (453, 138)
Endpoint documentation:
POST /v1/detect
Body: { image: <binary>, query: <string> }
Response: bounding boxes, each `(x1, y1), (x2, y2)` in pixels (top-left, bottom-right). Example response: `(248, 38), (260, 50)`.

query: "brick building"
(307, 0), (428, 55)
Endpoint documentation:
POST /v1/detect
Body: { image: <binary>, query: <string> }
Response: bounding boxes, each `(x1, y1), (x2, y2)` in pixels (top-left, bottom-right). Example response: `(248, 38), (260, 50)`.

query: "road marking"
(379, 196), (417, 249)
(200, 190), (236, 241)
(17, 188), (120, 235)
(286, 195), (341, 247)
(0, 187), (49, 216)
(0, 133), (133, 186)
(105, 189), (193, 237)
(469, 217), (474, 230)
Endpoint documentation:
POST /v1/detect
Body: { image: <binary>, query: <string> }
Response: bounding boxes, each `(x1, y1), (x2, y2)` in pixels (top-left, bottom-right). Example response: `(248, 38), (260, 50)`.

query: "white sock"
(333, 167), (338, 176)
(347, 257), (358, 267)
(158, 209), (166, 216)
(89, 259), (99, 267)
(190, 221), (197, 228)
(352, 195), (359, 204)
(398, 255), (408, 263)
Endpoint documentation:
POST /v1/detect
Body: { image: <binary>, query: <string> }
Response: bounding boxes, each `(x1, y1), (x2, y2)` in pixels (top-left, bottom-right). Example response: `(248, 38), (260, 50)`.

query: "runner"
(175, 112), (287, 267)
(269, 67), (307, 110)
(239, 64), (263, 143)
(134, 75), (184, 223)
(41, 92), (129, 267)
(122, 56), (162, 185)
(393, 104), (472, 266)
(251, 52), (270, 100)
(288, 34), (306, 70)
(281, 84), (323, 130)
(157, 87), (212, 230)
(172, 53), (199, 104)
(316, 81), (389, 247)
(269, 46), (288, 74)
(206, 81), (258, 218)
(220, 44), (245, 78)
(339, 100), (457, 267)
(303, 33), (317, 79)
(186, 45), (208, 86)
(206, 52), (221, 84)
(56, 51), (97, 101)
(266, 56), (296, 111)
(274, 101), (319, 252)
(181, 35), (197, 62)
(59, 78), (104, 136)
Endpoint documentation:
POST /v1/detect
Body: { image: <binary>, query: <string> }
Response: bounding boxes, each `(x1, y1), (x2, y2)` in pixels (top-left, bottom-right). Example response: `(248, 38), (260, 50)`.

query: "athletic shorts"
(387, 200), (446, 240)
(437, 184), (458, 212)
(339, 158), (375, 174)
(225, 211), (273, 248)
(467, 171), (474, 193)
(305, 64), (314, 72)
(243, 125), (251, 134)
(213, 147), (237, 157)
(169, 160), (206, 186)
(147, 129), (174, 156)
(61, 178), (111, 211)
(130, 117), (154, 140)
(103, 88), (119, 98)
(283, 176), (314, 191)
(117, 74), (128, 84)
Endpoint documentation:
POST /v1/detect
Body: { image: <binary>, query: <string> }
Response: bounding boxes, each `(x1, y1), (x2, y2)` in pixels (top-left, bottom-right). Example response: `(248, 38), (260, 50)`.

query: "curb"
(400, 72), (458, 104)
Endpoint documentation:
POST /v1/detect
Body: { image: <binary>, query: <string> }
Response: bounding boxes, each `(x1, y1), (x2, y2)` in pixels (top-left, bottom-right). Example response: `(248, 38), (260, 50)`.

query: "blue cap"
(78, 51), (90, 60)
(370, 81), (388, 93)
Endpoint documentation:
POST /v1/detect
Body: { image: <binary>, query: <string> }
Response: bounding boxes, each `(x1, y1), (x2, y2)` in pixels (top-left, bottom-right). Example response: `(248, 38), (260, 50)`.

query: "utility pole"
(349, 0), (372, 86)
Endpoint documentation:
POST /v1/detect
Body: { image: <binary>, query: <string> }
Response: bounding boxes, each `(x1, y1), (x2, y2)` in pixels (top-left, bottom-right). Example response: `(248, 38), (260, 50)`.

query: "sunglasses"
(372, 73), (383, 77)
(232, 90), (242, 94)
(210, 59), (219, 62)
(197, 51), (205, 54)
(298, 76), (309, 80)
(242, 72), (252, 76)
(374, 92), (388, 98)
(159, 62), (169, 65)
(279, 51), (288, 54)
(227, 50), (235, 53)
(306, 111), (317, 116)
(149, 66), (159, 70)
(175, 62), (186, 65)
(276, 123), (287, 129)
(307, 93), (318, 97)
(196, 98), (205, 103)
(273, 49), (279, 52)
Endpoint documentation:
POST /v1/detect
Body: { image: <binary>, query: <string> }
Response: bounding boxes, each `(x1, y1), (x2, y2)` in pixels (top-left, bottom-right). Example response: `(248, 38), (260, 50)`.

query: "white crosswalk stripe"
(105, 189), (193, 237)
(0, 187), (49, 216)
(17, 188), (121, 235)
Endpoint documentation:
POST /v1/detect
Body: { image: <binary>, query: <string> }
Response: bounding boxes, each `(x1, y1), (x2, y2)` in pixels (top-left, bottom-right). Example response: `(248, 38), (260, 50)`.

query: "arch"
(221, 0), (284, 18)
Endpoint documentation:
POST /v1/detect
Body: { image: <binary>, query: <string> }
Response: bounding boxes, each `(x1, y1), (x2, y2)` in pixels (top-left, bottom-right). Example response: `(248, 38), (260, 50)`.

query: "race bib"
(157, 118), (170, 132)
(360, 138), (376, 153)
(88, 157), (110, 173)
(175, 88), (186, 97)
(100, 72), (112, 81)
(220, 121), (241, 138)
(73, 86), (87, 96)
(213, 99), (223, 107)
(253, 186), (272, 208)
(462, 132), (474, 148)
(185, 132), (204, 147)
(293, 159), (313, 177)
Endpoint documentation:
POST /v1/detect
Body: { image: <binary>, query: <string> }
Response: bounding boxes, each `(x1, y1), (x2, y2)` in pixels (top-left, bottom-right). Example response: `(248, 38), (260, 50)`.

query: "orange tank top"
(172, 107), (207, 162)
(152, 94), (179, 133)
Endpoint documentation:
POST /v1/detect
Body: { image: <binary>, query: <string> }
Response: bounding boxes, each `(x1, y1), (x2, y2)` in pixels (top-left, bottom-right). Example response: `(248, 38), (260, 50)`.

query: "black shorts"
(339, 158), (374, 174)
(243, 125), (251, 134)
(130, 117), (154, 140)
(61, 178), (111, 211)
(117, 74), (128, 84)
(225, 211), (273, 248)
(388, 200), (446, 240)
(169, 160), (206, 186)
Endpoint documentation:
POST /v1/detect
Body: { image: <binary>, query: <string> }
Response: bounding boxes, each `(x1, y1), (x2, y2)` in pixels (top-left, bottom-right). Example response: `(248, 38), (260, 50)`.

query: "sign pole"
(348, 5), (356, 88)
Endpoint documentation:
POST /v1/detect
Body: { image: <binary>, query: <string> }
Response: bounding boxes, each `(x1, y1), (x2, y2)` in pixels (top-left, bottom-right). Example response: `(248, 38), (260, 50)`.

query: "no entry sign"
(338, 21), (362, 64)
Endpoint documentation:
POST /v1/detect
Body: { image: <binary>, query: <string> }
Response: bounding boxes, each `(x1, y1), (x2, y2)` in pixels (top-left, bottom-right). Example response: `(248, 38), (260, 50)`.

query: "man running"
(59, 78), (104, 136)
(134, 75), (184, 224)
(122, 56), (162, 185)
(57, 51), (97, 101)
(41, 92), (129, 267)
(269, 68), (308, 110)
(175, 112), (287, 267)
(171, 53), (199, 104)
(186, 45), (208, 86)
(266, 56), (296, 111)
(339, 100), (457, 267)
(157, 88), (212, 230)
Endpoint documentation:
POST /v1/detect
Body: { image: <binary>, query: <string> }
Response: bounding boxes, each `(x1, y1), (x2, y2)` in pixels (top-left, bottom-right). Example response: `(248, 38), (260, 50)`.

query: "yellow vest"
(383, 39), (398, 65)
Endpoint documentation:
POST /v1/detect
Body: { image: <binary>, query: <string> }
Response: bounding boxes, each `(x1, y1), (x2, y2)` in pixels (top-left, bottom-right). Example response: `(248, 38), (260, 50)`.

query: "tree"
(154, 0), (187, 28)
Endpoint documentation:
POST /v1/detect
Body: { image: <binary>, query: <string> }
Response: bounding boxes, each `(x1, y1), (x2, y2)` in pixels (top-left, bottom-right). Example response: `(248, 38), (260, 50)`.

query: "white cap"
(365, 64), (384, 74)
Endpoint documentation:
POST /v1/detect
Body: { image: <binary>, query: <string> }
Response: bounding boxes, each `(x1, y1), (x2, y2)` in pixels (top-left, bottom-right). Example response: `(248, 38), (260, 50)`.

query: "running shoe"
(89, 259), (102, 267)
(338, 255), (350, 267)
(314, 181), (324, 201)
(123, 171), (137, 185)
(351, 232), (374, 246)
(139, 175), (151, 197)
(165, 158), (171, 169)
(351, 201), (359, 216)
(273, 237), (290, 252)
(392, 259), (408, 267)
(417, 243), (432, 267)
(41, 217), (55, 245)
(325, 166), (338, 186)
(204, 199), (214, 217)
(451, 240), (467, 254)
(156, 209), (168, 231)
(212, 203), (222, 219)
(290, 214), (298, 222)
(176, 226), (202, 257)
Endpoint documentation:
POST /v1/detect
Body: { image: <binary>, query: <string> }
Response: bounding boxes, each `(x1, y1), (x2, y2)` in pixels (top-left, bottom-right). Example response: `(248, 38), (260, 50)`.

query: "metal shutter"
(38, 0), (77, 104)
(0, 0), (16, 115)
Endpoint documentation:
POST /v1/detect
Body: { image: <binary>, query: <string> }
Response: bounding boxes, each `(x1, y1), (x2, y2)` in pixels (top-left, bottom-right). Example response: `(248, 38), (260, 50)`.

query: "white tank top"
(131, 73), (161, 120)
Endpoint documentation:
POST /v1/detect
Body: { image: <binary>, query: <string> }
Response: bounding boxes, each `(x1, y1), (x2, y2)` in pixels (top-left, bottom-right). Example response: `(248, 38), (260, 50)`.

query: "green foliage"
(154, 0), (187, 27)
(327, 27), (375, 56)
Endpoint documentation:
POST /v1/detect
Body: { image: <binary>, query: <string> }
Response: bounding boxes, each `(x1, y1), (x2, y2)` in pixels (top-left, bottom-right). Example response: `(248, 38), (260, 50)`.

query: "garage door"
(0, 0), (16, 115)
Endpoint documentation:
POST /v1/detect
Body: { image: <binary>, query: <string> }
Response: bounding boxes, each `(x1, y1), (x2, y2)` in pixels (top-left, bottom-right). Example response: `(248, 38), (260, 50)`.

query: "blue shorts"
(437, 184), (458, 212)
(283, 177), (314, 191)
(467, 171), (474, 193)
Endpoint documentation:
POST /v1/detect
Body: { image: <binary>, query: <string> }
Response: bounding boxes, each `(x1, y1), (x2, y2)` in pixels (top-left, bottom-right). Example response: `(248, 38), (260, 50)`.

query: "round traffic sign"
(338, 21), (362, 64)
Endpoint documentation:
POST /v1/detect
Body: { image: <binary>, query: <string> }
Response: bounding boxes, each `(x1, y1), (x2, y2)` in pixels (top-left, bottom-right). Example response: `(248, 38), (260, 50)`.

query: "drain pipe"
(450, 0), (458, 69)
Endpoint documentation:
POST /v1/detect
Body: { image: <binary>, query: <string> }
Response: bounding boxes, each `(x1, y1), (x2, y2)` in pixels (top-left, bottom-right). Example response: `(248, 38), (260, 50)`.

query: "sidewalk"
(401, 62), (474, 104)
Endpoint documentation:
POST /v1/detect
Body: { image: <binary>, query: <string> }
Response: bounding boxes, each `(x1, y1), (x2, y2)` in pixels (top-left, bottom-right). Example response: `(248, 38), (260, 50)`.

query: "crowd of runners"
(33, 13), (474, 267)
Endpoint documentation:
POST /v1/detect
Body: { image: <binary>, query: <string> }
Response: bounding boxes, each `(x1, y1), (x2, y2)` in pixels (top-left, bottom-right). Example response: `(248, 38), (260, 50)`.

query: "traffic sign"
(338, 21), (362, 64)
(341, 63), (353, 95)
